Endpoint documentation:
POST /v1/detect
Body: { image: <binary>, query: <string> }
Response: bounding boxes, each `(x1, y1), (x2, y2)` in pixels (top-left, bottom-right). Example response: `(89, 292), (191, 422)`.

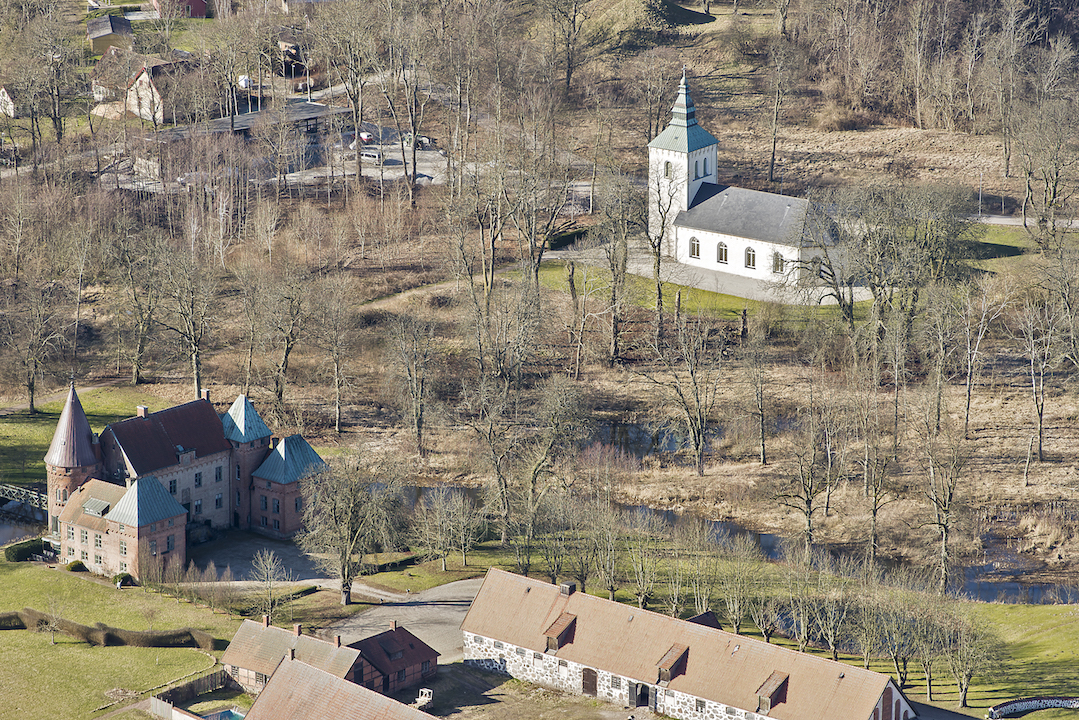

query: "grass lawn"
(358, 545), (509, 595)
(0, 557), (242, 720)
(0, 386), (165, 486)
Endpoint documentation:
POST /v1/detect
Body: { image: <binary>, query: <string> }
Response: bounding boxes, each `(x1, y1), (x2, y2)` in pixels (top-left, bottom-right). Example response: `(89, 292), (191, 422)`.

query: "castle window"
(717, 242), (728, 264)
(295, 497), (302, 513)
(664, 161), (672, 179)
(215, 493), (223, 509)
(697, 699), (706, 713)
(261, 516), (268, 527)
(120, 562), (127, 572)
(215, 466), (222, 482)
(94, 554), (102, 565)
(772, 252), (785, 273)
(273, 519), (280, 530)
(745, 247), (756, 268)
(167, 535), (174, 551)
(169, 479), (177, 495)
(694, 160), (699, 179)
(67, 527), (74, 540)
(194, 499), (202, 515)
(273, 498), (280, 514)
(194, 472), (202, 487)
(260, 495), (268, 511)
(94, 533), (102, 549)
(236, 491), (241, 507)
(62, 489), (68, 501)
(81, 550), (88, 561)
(80, 529), (87, 544)
(120, 540), (127, 556)
(689, 236), (700, 259)
(67, 546), (73, 557)
(236, 464), (240, 481)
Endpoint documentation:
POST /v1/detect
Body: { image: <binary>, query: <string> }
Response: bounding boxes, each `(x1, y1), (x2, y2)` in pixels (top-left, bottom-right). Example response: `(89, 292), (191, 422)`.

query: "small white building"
(647, 73), (836, 292)
(462, 568), (916, 720)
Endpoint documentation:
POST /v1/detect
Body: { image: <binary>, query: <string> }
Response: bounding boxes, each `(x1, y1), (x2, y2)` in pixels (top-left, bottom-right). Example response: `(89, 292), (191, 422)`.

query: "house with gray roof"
(648, 72), (836, 295)
(86, 14), (133, 55)
(57, 475), (186, 578)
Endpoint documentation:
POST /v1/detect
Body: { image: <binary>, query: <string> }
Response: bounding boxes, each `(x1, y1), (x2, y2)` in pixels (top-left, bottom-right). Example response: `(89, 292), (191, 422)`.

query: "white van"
(360, 148), (383, 166)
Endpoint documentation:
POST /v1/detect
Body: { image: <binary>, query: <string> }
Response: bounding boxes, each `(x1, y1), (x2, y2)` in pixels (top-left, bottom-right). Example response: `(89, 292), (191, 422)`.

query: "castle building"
(648, 72), (831, 286)
(45, 386), (325, 579)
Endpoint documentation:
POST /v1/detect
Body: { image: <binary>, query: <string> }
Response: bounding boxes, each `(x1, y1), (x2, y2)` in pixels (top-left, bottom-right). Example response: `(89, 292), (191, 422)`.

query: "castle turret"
(45, 384), (102, 535)
(220, 394), (273, 529)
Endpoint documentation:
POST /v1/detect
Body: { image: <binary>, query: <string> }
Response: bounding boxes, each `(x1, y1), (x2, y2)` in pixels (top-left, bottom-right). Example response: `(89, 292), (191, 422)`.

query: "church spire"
(668, 67), (699, 130)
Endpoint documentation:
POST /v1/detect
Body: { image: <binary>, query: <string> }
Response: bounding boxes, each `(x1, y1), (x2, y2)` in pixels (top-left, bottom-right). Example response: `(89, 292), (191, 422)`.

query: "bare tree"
(298, 455), (405, 605)
(625, 510), (662, 610)
(957, 276), (1010, 437)
(0, 267), (65, 411)
(412, 488), (455, 572)
(920, 407), (968, 595)
(250, 549), (285, 623)
(941, 607), (999, 708)
(717, 534), (762, 634)
(159, 248), (215, 398)
(389, 315), (436, 457)
(1011, 290), (1059, 462)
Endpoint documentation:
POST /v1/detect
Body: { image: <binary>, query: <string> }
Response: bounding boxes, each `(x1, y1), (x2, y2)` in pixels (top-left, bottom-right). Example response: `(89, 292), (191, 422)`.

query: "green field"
(0, 557), (242, 719)
(0, 386), (164, 486)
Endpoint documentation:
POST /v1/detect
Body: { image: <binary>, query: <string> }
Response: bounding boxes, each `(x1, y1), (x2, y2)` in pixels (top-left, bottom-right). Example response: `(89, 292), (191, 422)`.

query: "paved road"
(326, 578), (484, 664)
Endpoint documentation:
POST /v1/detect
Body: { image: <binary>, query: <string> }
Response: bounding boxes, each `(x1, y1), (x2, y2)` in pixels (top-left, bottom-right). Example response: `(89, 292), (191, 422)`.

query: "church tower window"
(689, 236), (700, 259)
(717, 243), (728, 264)
(664, 161), (672, 178)
(745, 247), (756, 268)
(704, 158), (709, 176)
(694, 160), (699, 179)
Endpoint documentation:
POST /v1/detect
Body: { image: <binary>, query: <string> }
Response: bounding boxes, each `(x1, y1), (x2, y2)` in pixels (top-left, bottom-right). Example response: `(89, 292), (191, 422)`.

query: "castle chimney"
(262, 615), (270, 628)
(136, 406), (149, 418)
(200, 389), (211, 403)
(289, 648), (295, 660)
(294, 623), (302, 637)
(335, 635), (341, 648)
(390, 620), (397, 631)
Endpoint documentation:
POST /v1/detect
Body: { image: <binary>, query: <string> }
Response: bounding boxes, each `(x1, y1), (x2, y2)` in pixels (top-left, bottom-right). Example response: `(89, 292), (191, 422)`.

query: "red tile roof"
(348, 626), (439, 679)
(104, 399), (230, 476)
(461, 569), (906, 720)
(222, 620), (360, 680)
(245, 658), (437, 720)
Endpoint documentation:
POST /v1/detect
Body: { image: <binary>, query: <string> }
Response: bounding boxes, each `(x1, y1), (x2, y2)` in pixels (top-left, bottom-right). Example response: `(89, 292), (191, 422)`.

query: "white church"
(647, 71), (837, 298)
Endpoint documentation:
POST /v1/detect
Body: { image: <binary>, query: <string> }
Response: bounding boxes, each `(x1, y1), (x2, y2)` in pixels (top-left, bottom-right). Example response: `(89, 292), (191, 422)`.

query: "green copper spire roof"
(647, 69), (719, 154)
(221, 394), (272, 444)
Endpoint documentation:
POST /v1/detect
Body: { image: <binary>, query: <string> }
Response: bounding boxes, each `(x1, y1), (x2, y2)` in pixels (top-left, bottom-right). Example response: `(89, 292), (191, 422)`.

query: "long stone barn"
(461, 568), (916, 720)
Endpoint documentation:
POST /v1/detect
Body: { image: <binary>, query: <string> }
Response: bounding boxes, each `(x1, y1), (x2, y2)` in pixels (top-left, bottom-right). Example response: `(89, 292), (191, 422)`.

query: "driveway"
(326, 578), (484, 664)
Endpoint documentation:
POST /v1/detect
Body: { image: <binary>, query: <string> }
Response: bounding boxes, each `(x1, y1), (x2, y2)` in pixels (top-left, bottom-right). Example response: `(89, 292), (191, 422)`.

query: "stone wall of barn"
(462, 632), (792, 720)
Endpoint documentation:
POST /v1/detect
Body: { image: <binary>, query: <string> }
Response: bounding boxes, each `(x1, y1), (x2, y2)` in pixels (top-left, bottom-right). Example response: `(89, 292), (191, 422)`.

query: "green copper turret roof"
(221, 394), (272, 444)
(647, 69), (719, 154)
(107, 475), (186, 528)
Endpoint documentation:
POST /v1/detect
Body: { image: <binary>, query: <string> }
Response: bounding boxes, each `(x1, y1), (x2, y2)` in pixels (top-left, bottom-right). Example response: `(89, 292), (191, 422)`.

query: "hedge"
(1, 608), (215, 650)
(3, 538), (44, 562)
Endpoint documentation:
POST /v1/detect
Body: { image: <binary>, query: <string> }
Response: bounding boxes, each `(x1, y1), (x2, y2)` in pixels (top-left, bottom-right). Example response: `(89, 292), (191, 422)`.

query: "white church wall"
(673, 225), (807, 281)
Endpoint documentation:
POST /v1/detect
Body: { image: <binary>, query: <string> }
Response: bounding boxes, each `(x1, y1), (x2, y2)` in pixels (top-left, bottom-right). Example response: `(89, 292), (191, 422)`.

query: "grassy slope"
(0, 386), (166, 486)
(0, 558), (242, 719)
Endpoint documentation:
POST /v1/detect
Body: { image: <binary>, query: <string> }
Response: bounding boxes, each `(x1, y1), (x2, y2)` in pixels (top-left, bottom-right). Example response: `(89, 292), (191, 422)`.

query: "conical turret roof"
(221, 394), (272, 444)
(44, 384), (99, 468)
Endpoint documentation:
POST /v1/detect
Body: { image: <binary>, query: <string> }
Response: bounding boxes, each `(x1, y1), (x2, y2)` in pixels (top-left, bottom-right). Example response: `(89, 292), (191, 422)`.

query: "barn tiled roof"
(647, 72), (718, 155)
(461, 569), (905, 720)
(86, 14), (132, 39)
(244, 658), (437, 720)
(348, 626), (439, 679)
(220, 394), (272, 444)
(104, 399), (231, 476)
(44, 384), (100, 469)
(106, 475), (186, 528)
(222, 620), (360, 680)
(58, 479), (127, 533)
(252, 435), (325, 485)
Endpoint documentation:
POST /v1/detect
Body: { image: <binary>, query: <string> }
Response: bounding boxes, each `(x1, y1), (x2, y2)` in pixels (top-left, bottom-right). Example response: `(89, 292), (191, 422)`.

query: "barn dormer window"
(745, 247), (756, 268)
(689, 236), (700, 259)
(717, 242), (728, 264)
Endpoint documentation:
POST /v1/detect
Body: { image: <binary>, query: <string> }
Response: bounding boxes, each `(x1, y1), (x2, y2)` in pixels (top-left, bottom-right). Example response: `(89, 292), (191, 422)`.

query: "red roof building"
(348, 622), (439, 694)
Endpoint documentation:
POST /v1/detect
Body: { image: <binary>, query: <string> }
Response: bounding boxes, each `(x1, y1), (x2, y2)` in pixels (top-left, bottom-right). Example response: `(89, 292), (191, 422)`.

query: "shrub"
(4, 538), (44, 562)
(112, 572), (134, 587)
(67, 560), (87, 572)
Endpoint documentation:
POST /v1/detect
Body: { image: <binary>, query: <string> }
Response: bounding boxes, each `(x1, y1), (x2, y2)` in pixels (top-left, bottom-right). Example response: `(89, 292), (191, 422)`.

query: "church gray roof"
(220, 395), (272, 444)
(677, 184), (813, 248)
(647, 71), (718, 154)
(106, 475), (187, 528)
(253, 435), (325, 485)
(44, 384), (99, 469)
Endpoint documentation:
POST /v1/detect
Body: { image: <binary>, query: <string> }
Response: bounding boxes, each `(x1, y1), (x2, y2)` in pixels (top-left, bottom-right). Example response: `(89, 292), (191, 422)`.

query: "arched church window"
(694, 160), (699, 179)
(717, 242), (728, 264)
(689, 236), (700, 258)
(664, 161), (672, 179)
(703, 158), (709, 176)
(745, 247), (756, 269)
(772, 252), (785, 273)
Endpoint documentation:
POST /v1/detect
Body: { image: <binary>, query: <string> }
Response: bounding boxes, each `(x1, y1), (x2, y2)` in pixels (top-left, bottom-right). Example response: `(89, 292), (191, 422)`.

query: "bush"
(112, 572), (134, 587)
(67, 560), (87, 572)
(4, 538), (44, 563)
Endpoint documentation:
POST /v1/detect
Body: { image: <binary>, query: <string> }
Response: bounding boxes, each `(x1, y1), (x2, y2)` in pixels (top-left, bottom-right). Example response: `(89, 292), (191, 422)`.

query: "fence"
(154, 668), (233, 706)
(987, 697), (1079, 718)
